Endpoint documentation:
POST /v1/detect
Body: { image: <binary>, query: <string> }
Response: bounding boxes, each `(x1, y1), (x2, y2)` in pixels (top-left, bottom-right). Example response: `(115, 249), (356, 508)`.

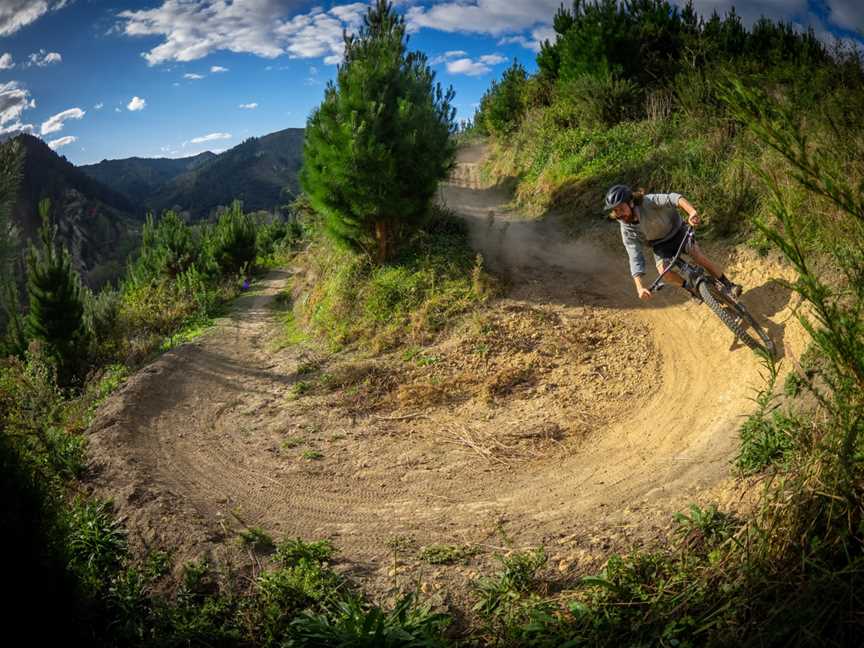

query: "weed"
(276, 538), (336, 565)
(282, 436), (305, 450)
(290, 380), (312, 398)
(65, 498), (128, 594)
(238, 527), (276, 553)
(419, 543), (480, 565)
(301, 450), (323, 461)
(289, 592), (450, 647)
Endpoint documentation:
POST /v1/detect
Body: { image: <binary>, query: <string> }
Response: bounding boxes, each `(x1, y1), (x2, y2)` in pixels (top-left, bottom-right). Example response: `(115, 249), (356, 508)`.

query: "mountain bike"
(649, 226), (775, 357)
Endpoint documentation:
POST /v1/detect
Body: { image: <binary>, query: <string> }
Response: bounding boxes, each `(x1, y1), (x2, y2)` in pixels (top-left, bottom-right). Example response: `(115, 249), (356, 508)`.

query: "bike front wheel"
(697, 281), (776, 357)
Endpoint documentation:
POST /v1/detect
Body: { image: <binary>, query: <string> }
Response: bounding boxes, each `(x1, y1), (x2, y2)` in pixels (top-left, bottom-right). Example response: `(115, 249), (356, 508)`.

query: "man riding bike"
(604, 184), (742, 301)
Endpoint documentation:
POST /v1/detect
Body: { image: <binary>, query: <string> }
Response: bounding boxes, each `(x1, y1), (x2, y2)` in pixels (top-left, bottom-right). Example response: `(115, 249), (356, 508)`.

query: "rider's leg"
(687, 242), (724, 279)
(688, 241), (743, 296)
(655, 260), (685, 287)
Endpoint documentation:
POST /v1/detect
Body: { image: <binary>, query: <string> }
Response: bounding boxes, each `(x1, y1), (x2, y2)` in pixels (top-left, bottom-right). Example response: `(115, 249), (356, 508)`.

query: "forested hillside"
(80, 128), (305, 219)
(80, 151), (216, 206)
(9, 134), (138, 286)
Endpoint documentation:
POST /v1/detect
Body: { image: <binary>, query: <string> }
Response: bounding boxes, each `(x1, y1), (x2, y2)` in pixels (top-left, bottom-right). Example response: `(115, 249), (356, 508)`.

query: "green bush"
(206, 201), (257, 276)
(556, 72), (641, 128)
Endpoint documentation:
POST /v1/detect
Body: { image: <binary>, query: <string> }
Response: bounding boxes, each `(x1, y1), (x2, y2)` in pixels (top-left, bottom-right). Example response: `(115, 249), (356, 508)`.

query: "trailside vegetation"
(301, 0), (456, 262)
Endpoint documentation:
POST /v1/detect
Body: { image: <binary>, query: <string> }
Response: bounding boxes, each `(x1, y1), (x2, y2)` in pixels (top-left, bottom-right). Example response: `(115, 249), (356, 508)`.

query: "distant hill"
(79, 128), (305, 219)
(79, 152), (216, 205)
(8, 134), (138, 287)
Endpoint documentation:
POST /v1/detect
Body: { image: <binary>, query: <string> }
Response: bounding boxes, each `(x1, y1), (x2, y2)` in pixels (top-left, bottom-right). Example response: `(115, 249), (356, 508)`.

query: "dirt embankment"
(85, 145), (806, 605)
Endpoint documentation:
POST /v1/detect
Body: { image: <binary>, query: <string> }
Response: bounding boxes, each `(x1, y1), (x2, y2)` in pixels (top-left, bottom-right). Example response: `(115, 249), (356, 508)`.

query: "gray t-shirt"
(619, 192), (683, 277)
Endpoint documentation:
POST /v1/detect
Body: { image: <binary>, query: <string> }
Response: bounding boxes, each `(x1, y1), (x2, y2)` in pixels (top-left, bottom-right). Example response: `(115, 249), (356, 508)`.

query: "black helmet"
(603, 184), (632, 211)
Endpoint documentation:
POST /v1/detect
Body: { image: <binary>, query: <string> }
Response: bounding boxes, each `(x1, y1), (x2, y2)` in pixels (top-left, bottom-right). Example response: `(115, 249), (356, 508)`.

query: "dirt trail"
(87, 145), (805, 598)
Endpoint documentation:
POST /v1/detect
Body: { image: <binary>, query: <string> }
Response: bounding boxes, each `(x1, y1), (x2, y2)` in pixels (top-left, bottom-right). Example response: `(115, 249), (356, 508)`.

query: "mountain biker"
(604, 184), (742, 301)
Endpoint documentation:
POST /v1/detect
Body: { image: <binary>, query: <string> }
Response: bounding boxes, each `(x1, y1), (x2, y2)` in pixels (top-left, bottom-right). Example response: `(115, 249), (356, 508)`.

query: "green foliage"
(476, 60), (528, 136)
(206, 201), (258, 276)
(736, 356), (798, 473)
(289, 593), (450, 648)
(555, 71), (640, 128)
(298, 208), (492, 350)
(301, 0), (456, 262)
(25, 199), (88, 386)
(276, 538), (336, 565)
(66, 498), (129, 595)
(130, 210), (200, 284)
(420, 543), (478, 565)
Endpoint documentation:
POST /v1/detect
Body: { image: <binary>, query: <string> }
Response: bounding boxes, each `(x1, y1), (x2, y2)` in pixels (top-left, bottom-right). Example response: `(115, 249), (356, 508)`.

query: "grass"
(293, 208), (494, 352)
(301, 450), (323, 461)
(282, 436), (305, 450)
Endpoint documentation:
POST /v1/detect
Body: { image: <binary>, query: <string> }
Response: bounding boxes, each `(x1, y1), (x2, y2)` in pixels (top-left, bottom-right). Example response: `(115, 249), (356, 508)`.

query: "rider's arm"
(621, 225), (652, 300)
(676, 195), (700, 225)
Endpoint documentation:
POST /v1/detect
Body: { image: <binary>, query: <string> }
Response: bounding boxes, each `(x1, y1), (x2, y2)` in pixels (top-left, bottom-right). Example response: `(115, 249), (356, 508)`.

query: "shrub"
(206, 201), (257, 276)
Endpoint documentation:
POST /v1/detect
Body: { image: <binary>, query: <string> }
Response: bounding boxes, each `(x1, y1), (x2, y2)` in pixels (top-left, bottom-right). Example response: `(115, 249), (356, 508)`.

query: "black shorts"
(650, 224), (691, 267)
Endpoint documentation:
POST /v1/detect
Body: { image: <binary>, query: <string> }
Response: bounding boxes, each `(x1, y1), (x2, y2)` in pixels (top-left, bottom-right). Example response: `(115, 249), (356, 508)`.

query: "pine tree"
(301, 0), (456, 262)
(25, 199), (87, 386)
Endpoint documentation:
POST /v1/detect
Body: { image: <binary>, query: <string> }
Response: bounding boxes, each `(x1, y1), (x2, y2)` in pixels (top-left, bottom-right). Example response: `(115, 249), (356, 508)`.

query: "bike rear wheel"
(697, 281), (775, 357)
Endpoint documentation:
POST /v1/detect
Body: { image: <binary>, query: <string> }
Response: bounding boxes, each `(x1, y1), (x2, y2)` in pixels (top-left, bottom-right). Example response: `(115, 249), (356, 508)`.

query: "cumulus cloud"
(48, 135), (77, 150)
(447, 58), (492, 76)
(443, 53), (507, 76)
(239, 102), (258, 109)
(430, 50), (467, 65)
(117, 0), (368, 66)
(210, 65), (228, 72)
(183, 72), (205, 79)
(40, 107), (85, 135)
(406, 1), (560, 37)
(127, 96), (146, 111)
(27, 49), (62, 67)
(0, 53), (14, 70)
(0, 81), (36, 135)
(94, 102), (104, 110)
(188, 132), (231, 144)
(0, 0), (69, 37)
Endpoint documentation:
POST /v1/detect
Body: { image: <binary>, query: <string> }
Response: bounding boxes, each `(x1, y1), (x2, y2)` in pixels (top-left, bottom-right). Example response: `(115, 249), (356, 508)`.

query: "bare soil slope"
(86, 146), (805, 601)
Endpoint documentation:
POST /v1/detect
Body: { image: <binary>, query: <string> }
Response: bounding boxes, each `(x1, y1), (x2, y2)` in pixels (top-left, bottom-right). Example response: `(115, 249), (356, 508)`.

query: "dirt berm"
(86, 145), (806, 602)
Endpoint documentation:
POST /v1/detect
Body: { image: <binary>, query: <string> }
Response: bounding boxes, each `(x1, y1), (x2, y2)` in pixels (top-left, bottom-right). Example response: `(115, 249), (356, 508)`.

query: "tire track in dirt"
(86, 147), (804, 594)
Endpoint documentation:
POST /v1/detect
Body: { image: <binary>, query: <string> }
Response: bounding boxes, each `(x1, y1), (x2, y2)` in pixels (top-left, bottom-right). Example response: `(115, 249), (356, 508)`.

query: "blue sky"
(0, 1), (860, 166)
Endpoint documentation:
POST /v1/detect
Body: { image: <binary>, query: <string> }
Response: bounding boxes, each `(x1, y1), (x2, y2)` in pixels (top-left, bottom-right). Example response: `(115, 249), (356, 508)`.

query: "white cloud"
(40, 107), (85, 135)
(447, 58), (491, 76)
(27, 49), (62, 67)
(239, 102), (258, 109)
(189, 132), (232, 144)
(479, 54), (507, 65)
(0, 0), (69, 37)
(0, 53), (14, 70)
(210, 65), (228, 72)
(117, 0), (368, 66)
(430, 50), (467, 65)
(115, 107), (121, 112)
(406, 1), (560, 37)
(184, 72), (205, 79)
(48, 134), (77, 150)
(94, 102), (104, 110)
(0, 81), (36, 135)
(127, 96), (146, 111)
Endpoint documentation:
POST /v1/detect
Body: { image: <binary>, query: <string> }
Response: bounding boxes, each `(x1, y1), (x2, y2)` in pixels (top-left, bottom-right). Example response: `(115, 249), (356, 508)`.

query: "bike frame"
(648, 225), (706, 296)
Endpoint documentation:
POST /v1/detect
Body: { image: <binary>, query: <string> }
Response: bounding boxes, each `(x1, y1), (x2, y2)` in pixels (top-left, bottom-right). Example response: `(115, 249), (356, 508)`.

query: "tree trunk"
(374, 220), (390, 263)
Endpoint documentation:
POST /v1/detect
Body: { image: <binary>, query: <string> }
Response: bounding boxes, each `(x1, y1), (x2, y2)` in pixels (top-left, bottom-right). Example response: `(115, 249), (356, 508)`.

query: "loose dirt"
(86, 145), (807, 610)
